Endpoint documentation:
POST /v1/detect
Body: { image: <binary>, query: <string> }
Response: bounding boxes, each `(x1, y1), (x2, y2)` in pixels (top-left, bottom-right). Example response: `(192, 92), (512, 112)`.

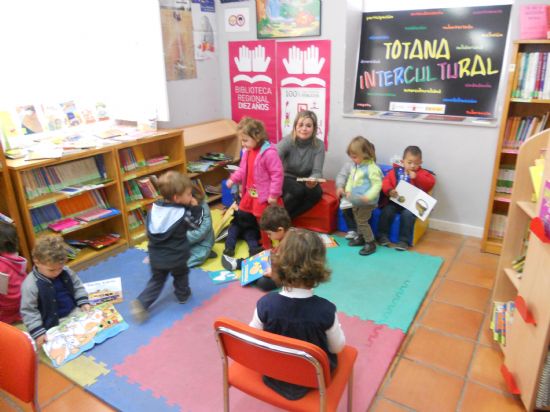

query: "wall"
(174, 0), (546, 237)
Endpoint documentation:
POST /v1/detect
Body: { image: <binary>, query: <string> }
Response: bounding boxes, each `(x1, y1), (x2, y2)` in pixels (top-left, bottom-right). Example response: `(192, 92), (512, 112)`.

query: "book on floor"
(209, 270), (238, 284)
(318, 234), (338, 248)
(241, 250), (271, 286)
(83, 277), (123, 305)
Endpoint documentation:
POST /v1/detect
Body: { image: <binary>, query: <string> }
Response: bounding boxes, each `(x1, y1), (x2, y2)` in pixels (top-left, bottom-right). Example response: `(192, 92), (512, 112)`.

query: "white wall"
(171, 0), (547, 237)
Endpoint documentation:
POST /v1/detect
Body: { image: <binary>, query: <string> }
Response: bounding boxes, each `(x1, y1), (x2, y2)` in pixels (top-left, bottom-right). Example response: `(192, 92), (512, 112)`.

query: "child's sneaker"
(348, 235), (365, 247)
(377, 235), (391, 247)
(395, 241), (408, 251)
(178, 291), (192, 304)
(345, 230), (358, 240)
(130, 300), (149, 324)
(222, 254), (239, 271)
(359, 241), (376, 256)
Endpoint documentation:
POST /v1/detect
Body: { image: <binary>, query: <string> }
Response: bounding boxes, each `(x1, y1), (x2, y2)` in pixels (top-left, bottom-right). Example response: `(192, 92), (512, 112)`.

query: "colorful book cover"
(0, 110), (21, 139)
(41, 104), (67, 131)
(241, 250), (271, 286)
(15, 105), (43, 134)
(540, 180), (550, 238)
(60, 100), (83, 127)
(83, 277), (123, 305)
(209, 270), (238, 284)
(42, 302), (128, 367)
(318, 234), (338, 248)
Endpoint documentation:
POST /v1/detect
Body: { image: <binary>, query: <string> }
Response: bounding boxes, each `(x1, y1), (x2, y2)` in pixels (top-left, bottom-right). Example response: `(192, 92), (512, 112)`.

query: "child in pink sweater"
(0, 221), (27, 324)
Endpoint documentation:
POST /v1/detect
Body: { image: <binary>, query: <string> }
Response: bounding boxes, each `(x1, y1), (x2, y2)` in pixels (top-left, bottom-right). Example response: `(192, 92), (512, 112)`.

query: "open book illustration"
(241, 250), (271, 286)
(391, 180), (437, 221)
(209, 270), (238, 284)
(42, 302), (128, 367)
(83, 277), (123, 305)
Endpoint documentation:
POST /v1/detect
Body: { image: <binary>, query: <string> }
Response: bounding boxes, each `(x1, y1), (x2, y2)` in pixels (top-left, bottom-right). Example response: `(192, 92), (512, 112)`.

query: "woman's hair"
(191, 184), (205, 203)
(157, 171), (192, 200)
(272, 228), (331, 289)
(32, 234), (67, 264)
(0, 221), (19, 253)
(347, 136), (376, 162)
(260, 205), (291, 232)
(291, 110), (319, 145)
(237, 117), (268, 145)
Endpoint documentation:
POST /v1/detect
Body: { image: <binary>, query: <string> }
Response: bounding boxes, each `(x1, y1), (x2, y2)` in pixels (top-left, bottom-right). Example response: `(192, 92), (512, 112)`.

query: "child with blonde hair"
(335, 136), (383, 256)
(249, 228), (345, 400)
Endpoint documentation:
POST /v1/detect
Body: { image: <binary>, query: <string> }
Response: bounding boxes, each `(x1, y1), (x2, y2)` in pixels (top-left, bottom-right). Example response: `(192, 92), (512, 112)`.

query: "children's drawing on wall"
(256, 0), (321, 39)
(159, 0), (197, 81)
(191, 2), (216, 61)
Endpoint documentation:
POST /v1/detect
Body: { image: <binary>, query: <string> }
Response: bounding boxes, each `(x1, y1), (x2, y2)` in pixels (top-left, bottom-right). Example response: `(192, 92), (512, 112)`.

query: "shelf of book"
(126, 197), (158, 212)
(482, 40), (550, 254)
(503, 267), (521, 289)
(26, 179), (115, 210)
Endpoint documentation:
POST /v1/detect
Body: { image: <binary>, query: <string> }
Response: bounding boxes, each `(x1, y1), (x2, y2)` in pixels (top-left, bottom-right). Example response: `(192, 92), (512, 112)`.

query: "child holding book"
(131, 171), (203, 323)
(225, 117), (284, 253)
(249, 228), (346, 400)
(20, 234), (91, 347)
(0, 221), (28, 324)
(222, 205), (291, 292)
(335, 136), (383, 256)
(187, 186), (215, 268)
(377, 145), (436, 251)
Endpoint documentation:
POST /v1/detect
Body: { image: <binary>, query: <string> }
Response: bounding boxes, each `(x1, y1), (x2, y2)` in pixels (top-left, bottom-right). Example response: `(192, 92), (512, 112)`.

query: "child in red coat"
(377, 146), (435, 251)
(0, 221), (27, 323)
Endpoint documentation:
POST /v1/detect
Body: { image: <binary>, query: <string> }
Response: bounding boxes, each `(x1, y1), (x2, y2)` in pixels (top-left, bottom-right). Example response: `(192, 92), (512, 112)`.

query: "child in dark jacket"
(377, 145), (436, 251)
(20, 234), (90, 347)
(131, 171), (203, 323)
(0, 221), (28, 324)
(187, 186), (215, 268)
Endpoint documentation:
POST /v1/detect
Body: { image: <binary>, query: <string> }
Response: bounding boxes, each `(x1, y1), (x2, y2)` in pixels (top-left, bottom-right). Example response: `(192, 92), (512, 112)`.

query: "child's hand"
(389, 189), (398, 198)
(81, 304), (92, 312)
(345, 192), (351, 199)
(336, 188), (344, 198)
(305, 180), (317, 188)
(190, 197), (198, 206)
(267, 196), (277, 205)
(36, 334), (47, 348)
(226, 179), (234, 189)
(407, 170), (417, 180)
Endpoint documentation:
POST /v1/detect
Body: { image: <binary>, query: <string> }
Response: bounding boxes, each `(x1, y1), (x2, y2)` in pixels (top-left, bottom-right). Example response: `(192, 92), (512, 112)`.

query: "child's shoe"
(130, 300), (149, 324)
(359, 241), (376, 256)
(377, 235), (391, 247)
(222, 254), (239, 271)
(348, 235), (365, 247)
(208, 250), (217, 259)
(345, 230), (358, 240)
(178, 291), (192, 304)
(395, 241), (409, 251)
(223, 248), (235, 257)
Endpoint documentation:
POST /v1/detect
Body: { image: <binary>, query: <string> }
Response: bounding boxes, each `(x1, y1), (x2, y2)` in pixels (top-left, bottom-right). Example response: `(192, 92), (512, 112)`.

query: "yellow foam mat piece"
(49, 354), (110, 387)
(134, 240), (149, 251)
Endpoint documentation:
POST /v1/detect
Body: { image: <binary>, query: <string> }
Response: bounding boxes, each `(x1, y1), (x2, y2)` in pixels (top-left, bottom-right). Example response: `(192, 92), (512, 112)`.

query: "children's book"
(241, 250), (271, 286)
(0, 272), (8, 295)
(16, 105), (44, 134)
(339, 197), (352, 210)
(83, 277), (123, 305)
(296, 177), (327, 183)
(539, 179), (550, 238)
(209, 270), (238, 284)
(391, 180), (437, 221)
(42, 302), (128, 367)
(318, 234), (338, 248)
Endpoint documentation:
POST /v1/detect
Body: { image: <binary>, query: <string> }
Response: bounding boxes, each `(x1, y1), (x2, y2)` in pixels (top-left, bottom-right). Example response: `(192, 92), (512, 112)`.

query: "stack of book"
(512, 52), (550, 100)
(503, 113), (550, 150)
(488, 213), (508, 239)
(491, 301), (515, 345)
(496, 166), (515, 194)
(128, 209), (146, 230)
(119, 147), (146, 172)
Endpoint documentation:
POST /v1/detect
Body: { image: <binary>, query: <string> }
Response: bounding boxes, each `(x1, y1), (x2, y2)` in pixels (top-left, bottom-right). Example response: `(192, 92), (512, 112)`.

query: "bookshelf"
(115, 129), (186, 245)
(0, 146), (30, 267)
(8, 147), (128, 271)
(482, 40), (550, 254)
(182, 119), (239, 204)
(494, 128), (550, 411)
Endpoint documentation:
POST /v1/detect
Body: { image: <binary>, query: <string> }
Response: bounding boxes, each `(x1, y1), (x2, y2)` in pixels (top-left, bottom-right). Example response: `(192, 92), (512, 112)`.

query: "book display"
(482, 40), (550, 254)
(182, 119), (240, 204)
(493, 128), (550, 411)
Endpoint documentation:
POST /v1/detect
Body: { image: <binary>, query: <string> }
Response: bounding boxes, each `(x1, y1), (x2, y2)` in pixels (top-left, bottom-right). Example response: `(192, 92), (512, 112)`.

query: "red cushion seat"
(292, 180), (338, 234)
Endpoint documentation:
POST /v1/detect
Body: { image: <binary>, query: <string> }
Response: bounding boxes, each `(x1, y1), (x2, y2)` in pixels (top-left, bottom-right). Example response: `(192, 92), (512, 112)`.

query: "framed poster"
(353, 5), (511, 118)
(256, 0), (321, 39)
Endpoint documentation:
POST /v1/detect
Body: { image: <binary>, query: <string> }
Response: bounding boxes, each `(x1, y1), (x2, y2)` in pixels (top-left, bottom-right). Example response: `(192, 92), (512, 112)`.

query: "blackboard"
(353, 5), (512, 118)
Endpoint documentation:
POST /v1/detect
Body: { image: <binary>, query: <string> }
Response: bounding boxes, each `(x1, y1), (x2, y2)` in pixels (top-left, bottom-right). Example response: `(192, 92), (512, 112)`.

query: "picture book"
(391, 180), (437, 221)
(539, 179), (550, 238)
(318, 234), (338, 248)
(339, 197), (352, 210)
(209, 270), (238, 284)
(241, 250), (271, 286)
(41, 104), (67, 131)
(16, 105), (44, 134)
(296, 177), (327, 183)
(60, 100), (83, 127)
(42, 302), (128, 367)
(0, 272), (8, 295)
(0, 110), (21, 139)
(84, 277), (123, 305)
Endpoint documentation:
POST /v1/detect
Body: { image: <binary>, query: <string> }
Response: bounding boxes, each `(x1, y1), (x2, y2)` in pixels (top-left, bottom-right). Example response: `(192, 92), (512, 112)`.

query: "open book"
(391, 180), (437, 221)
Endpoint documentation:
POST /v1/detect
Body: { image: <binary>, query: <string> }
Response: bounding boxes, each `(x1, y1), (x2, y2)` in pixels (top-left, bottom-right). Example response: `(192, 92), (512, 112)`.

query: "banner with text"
(276, 40), (331, 147)
(229, 40), (277, 142)
(353, 5), (511, 118)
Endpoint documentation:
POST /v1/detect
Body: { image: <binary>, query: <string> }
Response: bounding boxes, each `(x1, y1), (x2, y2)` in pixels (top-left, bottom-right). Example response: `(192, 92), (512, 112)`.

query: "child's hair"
(32, 234), (67, 264)
(0, 221), (19, 254)
(291, 110), (319, 145)
(237, 117), (268, 145)
(260, 205), (291, 232)
(347, 136), (376, 162)
(191, 184), (205, 204)
(157, 171), (193, 201)
(403, 145), (422, 159)
(272, 228), (331, 289)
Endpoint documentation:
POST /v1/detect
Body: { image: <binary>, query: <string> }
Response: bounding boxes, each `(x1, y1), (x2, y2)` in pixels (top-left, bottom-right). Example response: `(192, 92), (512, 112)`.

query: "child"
(20, 234), (90, 347)
(249, 228), (346, 400)
(378, 145), (436, 251)
(335, 136), (383, 256)
(222, 205), (291, 292)
(222, 208), (263, 258)
(225, 117), (283, 254)
(187, 186), (215, 268)
(0, 221), (27, 324)
(131, 171), (203, 323)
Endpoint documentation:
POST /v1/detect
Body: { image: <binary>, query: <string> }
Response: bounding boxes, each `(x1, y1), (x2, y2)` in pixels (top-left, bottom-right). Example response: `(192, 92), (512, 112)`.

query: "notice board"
(353, 5), (512, 118)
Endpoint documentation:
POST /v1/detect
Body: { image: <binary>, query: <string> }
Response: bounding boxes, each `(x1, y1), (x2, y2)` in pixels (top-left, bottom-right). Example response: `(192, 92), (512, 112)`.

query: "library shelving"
(7, 147), (128, 271)
(115, 129), (186, 245)
(182, 119), (239, 204)
(0, 146), (30, 267)
(494, 128), (550, 411)
(482, 40), (550, 254)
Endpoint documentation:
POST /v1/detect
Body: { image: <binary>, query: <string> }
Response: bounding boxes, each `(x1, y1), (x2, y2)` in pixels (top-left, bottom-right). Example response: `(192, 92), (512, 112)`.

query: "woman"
(277, 110), (325, 218)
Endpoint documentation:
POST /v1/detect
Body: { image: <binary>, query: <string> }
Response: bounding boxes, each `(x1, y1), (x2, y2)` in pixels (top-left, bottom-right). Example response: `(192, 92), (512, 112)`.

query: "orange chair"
(214, 317), (357, 412)
(0, 322), (40, 411)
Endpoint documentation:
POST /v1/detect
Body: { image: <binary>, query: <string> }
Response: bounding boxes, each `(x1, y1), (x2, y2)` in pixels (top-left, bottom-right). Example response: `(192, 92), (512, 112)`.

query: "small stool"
(292, 180), (339, 233)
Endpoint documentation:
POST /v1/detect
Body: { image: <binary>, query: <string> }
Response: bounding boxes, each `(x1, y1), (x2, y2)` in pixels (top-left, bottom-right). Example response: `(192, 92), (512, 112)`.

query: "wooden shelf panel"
(494, 193), (512, 203)
(510, 98), (550, 104)
(484, 238), (503, 255)
(126, 197), (157, 212)
(27, 180), (116, 209)
(67, 240), (128, 271)
(121, 159), (185, 181)
(517, 201), (537, 219)
(35, 213), (123, 236)
(504, 267), (521, 290)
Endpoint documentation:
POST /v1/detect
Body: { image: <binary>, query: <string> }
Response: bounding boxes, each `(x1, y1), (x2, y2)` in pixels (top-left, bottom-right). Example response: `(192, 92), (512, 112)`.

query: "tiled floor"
(0, 230), (527, 411)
